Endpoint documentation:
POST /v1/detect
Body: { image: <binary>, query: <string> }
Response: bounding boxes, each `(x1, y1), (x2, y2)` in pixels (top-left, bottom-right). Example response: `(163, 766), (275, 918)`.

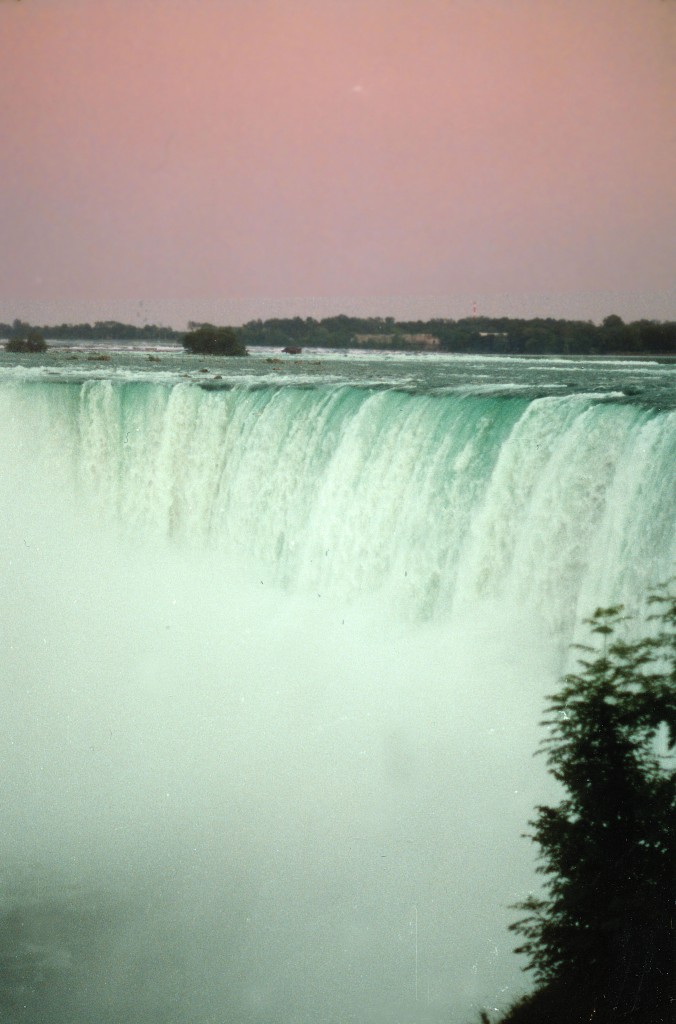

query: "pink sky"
(1, 0), (674, 326)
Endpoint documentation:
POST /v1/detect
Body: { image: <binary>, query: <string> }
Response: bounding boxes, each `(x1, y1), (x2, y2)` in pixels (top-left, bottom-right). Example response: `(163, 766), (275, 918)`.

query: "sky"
(1, 0), (674, 327)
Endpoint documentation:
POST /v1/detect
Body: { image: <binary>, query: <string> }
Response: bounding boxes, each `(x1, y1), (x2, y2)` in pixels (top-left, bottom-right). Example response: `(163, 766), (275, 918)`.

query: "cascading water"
(7, 376), (674, 624)
(0, 355), (674, 1023)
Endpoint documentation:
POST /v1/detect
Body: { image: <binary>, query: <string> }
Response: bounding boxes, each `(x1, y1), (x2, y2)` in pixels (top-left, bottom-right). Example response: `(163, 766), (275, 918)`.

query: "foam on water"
(0, 364), (674, 1023)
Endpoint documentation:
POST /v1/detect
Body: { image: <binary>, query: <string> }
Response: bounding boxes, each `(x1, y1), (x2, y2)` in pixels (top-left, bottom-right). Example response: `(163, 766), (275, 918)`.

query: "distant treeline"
(2, 314), (675, 356)
(237, 313), (676, 355)
(0, 319), (182, 343)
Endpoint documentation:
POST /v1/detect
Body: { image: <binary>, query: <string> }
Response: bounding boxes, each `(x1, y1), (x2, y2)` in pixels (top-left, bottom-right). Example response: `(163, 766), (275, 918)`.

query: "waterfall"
(4, 378), (674, 630)
(0, 370), (674, 1023)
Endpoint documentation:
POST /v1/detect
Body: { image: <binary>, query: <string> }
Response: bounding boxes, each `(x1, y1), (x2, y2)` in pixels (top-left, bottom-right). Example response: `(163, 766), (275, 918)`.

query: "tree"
(507, 590), (676, 1023)
(5, 326), (47, 353)
(181, 324), (246, 356)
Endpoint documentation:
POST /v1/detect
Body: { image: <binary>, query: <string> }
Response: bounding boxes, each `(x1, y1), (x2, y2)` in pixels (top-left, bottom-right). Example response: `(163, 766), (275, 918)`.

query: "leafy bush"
(5, 329), (47, 353)
(503, 589), (676, 1022)
(181, 325), (246, 356)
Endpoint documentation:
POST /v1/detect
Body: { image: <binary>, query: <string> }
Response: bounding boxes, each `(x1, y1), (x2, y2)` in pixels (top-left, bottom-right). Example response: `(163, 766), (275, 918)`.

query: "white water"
(0, 365), (674, 1023)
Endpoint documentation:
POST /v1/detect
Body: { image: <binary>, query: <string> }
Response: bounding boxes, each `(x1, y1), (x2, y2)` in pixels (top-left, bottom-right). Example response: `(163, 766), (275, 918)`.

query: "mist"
(2, 366), (672, 1021)
(0, 406), (558, 1023)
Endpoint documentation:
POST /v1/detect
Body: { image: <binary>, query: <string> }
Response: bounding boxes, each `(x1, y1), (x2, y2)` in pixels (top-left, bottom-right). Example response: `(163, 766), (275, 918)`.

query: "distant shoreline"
(2, 313), (675, 359)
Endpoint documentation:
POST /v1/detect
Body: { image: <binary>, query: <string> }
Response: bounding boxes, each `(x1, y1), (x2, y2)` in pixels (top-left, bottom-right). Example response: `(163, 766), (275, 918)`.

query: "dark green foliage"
(1, 314), (675, 355)
(508, 590), (676, 1022)
(495, 977), (668, 1024)
(181, 324), (246, 356)
(0, 320), (181, 343)
(5, 334), (47, 353)
(5, 323), (47, 352)
(235, 314), (676, 355)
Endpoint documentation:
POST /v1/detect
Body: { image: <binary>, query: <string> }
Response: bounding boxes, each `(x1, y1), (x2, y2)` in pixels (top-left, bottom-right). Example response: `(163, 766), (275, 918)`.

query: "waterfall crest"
(4, 378), (674, 633)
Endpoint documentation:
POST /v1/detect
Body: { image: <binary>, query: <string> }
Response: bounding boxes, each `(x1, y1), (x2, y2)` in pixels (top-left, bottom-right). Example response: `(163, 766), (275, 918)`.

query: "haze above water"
(1, 351), (674, 1023)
